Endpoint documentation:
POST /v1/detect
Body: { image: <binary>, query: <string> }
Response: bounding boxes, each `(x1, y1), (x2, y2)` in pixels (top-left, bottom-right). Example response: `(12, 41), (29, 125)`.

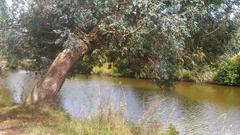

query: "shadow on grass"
(0, 105), (70, 134)
(0, 105), (51, 122)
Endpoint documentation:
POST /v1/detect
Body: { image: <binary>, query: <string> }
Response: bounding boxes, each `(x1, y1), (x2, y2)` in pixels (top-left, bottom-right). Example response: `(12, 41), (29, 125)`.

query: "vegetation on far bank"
(214, 53), (240, 85)
(4, 52), (240, 86)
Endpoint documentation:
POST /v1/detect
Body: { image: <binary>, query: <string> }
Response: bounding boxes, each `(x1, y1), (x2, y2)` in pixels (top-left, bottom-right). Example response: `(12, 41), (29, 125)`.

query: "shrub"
(92, 62), (121, 77)
(6, 58), (19, 69)
(115, 58), (134, 77)
(194, 65), (217, 82)
(162, 124), (179, 135)
(72, 56), (95, 74)
(177, 69), (195, 81)
(214, 54), (240, 85)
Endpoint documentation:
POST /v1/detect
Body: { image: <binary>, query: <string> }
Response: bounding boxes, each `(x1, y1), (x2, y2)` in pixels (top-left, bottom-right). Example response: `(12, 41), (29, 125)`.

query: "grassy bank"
(0, 87), (14, 108)
(0, 104), (179, 135)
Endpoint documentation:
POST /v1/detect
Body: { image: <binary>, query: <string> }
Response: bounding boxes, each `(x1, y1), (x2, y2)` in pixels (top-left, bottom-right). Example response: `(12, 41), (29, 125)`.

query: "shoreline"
(1, 69), (240, 88)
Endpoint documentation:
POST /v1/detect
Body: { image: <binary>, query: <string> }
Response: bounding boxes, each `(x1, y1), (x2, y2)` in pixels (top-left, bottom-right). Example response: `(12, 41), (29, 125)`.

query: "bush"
(70, 56), (95, 75)
(214, 55), (240, 85)
(77, 56), (95, 74)
(177, 69), (195, 81)
(114, 58), (150, 79)
(162, 124), (179, 135)
(6, 58), (19, 69)
(115, 58), (134, 77)
(92, 62), (121, 77)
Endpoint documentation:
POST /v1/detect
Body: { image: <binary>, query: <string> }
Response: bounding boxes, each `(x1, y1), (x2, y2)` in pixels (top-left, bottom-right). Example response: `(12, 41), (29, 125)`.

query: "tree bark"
(25, 40), (90, 105)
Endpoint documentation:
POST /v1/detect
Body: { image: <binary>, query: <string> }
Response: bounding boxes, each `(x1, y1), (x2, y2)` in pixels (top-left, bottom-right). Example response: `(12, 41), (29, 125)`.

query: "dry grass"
(0, 104), (179, 135)
(0, 87), (14, 108)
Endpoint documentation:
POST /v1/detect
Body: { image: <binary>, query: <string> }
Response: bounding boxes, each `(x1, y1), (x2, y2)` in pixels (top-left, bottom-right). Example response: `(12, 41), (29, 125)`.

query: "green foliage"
(177, 69), (195, 81)
(214, 54), (240, 85)
(71, 56), (95, 75)
(2, 0), (240, 86)
(114, 58), (134, 77)
(6, 58), (19, 70)
(92, 62), (120, 77)
(181, 0), (240, 73)
(162, 124), (179, 135)
(0, 49), (4, 59)
(193, 64), (217, 82)
(114, 58), (148, 78)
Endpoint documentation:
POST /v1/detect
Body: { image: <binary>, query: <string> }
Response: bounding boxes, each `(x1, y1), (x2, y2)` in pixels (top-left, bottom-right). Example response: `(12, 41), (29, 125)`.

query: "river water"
(1, 70), (240, 135)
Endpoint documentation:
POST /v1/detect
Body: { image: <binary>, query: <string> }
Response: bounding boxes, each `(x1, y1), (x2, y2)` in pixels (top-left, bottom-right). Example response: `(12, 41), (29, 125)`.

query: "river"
(1, 70), (240, 135)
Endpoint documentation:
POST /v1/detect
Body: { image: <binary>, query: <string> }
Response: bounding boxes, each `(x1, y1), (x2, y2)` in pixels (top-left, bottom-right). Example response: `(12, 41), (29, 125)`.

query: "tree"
(182, 0), (240, 74)
(0, 0), (7, 45)
(2, 0), (239, 105)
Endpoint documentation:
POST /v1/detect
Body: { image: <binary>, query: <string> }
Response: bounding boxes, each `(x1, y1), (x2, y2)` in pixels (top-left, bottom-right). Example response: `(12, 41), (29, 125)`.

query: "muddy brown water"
(1, 70), (240, 135)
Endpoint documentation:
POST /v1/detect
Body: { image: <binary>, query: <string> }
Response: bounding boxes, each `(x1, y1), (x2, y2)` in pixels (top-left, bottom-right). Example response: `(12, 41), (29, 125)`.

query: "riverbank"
(0, 78), (178, 135)
(3, 53), (240, 87)
(1, 71), (240, 134)
(0, 105), (178, 135)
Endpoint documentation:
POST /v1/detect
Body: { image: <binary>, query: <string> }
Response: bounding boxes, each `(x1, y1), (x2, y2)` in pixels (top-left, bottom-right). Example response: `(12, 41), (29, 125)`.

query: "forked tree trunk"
(25, 40), (90, 105)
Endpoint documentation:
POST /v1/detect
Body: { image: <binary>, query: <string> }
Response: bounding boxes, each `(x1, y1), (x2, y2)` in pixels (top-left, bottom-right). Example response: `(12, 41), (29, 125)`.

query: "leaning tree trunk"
(25, 40), (90, 105)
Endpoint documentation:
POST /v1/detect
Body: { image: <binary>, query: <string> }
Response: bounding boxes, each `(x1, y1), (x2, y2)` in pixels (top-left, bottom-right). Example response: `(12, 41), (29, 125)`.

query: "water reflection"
(175, 82), (240, 107)
(2, 71), (240, 135)
(60, 78), (144, 121)
(5, 70), (37, 103)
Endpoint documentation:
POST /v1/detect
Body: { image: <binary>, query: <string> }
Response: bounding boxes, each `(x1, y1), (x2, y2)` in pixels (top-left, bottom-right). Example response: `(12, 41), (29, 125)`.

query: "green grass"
(0, 105), (179, 135)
